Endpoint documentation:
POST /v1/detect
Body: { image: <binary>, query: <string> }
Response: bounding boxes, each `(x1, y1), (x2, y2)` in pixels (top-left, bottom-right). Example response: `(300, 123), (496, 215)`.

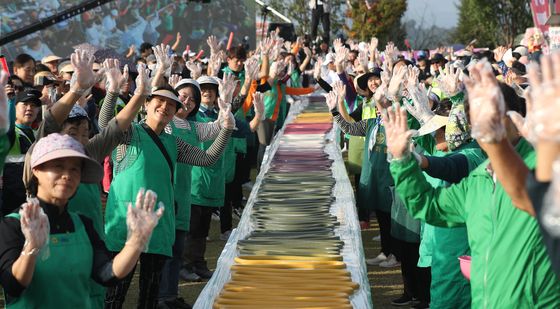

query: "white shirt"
(309, 0), (330, 11)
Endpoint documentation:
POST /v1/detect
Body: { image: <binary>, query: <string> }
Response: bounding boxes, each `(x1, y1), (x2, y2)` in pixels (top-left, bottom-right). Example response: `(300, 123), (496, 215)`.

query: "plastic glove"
(542, 158), (560, 236)
(168, 74), (181, 88)
(333, 38), (343, 53)
(19, 198), (50, 256)
(185, 61), (202, 80)
(406, 65), (420, 88)
(464, 59), (506, 143)
(313, 57), (324, 80)
(207, 35), (220, 55)
(270, 61), (287, 80)
(220, 101), (235, 129)
(383, 104), (416, 160)
(333, 80), (346, 99)
(218, 73), (238, 105)
(520, 55), (560, 143)
(209, 53), (222, 77)
(438, 62), (463, 97)
(152, 44), (173, 77)
(126, 188), (164, 252)
(245, 57), (260, 81)
(0, 70), (9, 135)
(387, 64), (408, 100)
(253, 92), (265, 121)
(369, 37), (379, 55)
(404, 83), (435, 125)
(103, 59), (126, 93)
(324, 91), (338, 111)
(358, 51), (368, 73)
(134, 63), (152, 96)
(70, 49), (101, 95)
(335, 47), (349, 67)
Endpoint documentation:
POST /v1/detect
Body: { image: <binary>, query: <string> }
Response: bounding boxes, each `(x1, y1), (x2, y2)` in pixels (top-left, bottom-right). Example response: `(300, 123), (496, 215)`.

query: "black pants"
(310, 5), (330, 42)
(256, 119), (276, 173)
(393, 239), (431, 303)
(375, 210), (394, 257)
(104, 253), (167, 309)
(184, 204), (214, 269)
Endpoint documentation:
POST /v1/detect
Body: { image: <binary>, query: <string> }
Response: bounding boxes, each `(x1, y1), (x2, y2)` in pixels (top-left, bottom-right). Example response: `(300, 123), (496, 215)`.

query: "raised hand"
(404, 83), (434, 125)
(252, 92), (265, 120)
(464, 59), (506, 144)
(384, 104), (416, 160)
(333, 38), (343, 53)
(209, 53), (222, 77)
(134, 63), (152, 96)
(70, 49), (99, 95)
(219, 100), (235, 129)
(207, 35), (220, 55)
(126, 189), (164, 251)
(152, 44), (173, 76)
(245, 57), (260, 80)
(103, 59), (127, 93)
(324, 91), (338, 111)
(313, 57), (324, 80)
(0, 70), (9, 134)
(358, 51), (368, 73)
(19, 198), (49, 255)
(218, 73), (238, 104)
(407, 65), (420, 88)
(333, 80), (346, 99)
(438, 62), (463, 97)
(494, 46), (508, 62)
(511, 53), (560, 143)
(270, 61), (287, 80)
(168, 74), (181, 88)
(258, 37), (274, 57)
(185, 61), (202, 80)
(387, 64), (408, 100)
(369, 37), (379, 54)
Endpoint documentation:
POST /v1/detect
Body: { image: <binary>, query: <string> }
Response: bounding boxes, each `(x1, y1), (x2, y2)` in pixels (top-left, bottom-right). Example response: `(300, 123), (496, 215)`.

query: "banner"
(530, 0), (560, 34)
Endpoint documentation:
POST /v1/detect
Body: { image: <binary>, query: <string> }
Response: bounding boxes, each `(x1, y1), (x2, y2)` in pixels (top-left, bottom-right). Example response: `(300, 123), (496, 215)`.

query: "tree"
(264, 0), (347, 39)
(453, 0), (532, 47)
(346, 0), (407, 48)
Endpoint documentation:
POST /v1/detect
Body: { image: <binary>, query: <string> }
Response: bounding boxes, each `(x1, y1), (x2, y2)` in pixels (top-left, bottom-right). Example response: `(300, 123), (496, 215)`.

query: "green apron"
(169, 119), (199, 232)
(68, 183), (105, 308)
(357, 117), (393, 212)
(105, 123), (176, 257)
(347, 97), (372, 175)
(390, 186), (421, 242)
(6, 213), (93, 309)
(191, 112), (226, 207)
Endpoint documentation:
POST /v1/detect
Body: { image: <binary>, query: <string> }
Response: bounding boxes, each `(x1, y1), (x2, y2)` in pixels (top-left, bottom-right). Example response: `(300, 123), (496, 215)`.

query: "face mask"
(148, 64), (156, 72)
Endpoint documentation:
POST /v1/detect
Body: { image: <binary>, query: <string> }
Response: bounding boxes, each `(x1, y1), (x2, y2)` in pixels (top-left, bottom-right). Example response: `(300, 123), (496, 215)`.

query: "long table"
(193, 96), (373, 308)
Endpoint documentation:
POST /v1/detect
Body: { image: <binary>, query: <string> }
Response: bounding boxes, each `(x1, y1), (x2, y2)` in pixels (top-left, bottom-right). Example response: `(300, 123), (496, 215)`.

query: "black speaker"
(267, 23), (296, 42)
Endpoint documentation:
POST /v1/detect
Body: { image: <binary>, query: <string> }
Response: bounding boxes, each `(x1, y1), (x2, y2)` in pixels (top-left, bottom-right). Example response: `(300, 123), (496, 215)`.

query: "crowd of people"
(0, 11), (559, 309)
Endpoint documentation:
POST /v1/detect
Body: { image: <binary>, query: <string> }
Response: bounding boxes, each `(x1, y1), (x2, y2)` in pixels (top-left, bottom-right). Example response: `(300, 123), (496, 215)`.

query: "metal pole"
(254, 0), (292, 23)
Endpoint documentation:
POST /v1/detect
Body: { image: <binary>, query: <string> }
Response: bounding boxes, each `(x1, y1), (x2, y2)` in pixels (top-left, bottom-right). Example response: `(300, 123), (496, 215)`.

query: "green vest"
(169, 119), (199, 231)
(6, 212), (93, 309)
(68, 183), (103, 239)
(191, 112), (226, 207)
(357, 117), (393, 212)
(105, 123), (177, 256)
(68, 183), (106, 309)
(6, 127), (33, 164)
(0, 134), (9, 172)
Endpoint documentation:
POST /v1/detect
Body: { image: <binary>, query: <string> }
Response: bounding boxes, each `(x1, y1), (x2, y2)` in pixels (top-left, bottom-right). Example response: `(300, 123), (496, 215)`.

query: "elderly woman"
(0, 133), (163, 309)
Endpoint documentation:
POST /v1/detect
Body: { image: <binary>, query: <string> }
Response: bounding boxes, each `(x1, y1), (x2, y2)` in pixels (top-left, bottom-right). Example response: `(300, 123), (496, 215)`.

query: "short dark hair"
(14, 54), (35, 68)
(35, 63), (51, 73)
(227, 46), (247, 61)
(140, 42), (153, 53)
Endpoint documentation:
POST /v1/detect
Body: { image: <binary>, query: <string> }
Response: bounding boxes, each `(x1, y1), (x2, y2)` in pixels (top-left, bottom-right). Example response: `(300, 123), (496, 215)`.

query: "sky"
(404, 0), (460, 29)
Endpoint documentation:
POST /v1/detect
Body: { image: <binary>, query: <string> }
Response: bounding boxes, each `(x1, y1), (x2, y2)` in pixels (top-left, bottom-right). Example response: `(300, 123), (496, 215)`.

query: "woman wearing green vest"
(0, 133), (164, 309)
(3, 88), (42, 215)
(0, 70), (11, 171)
(385, 61), (560, 308)
(104, 83), (233, 308)
(157, 78), (224, 307)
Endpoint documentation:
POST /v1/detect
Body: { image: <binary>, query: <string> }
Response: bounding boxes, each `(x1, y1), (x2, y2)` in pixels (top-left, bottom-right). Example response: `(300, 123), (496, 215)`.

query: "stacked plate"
(213, 102), (359, 309)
